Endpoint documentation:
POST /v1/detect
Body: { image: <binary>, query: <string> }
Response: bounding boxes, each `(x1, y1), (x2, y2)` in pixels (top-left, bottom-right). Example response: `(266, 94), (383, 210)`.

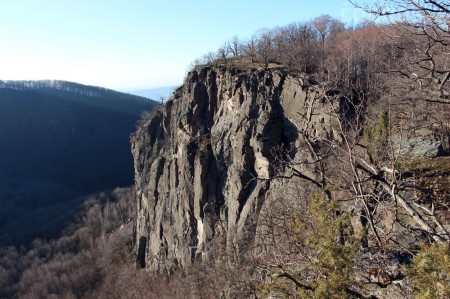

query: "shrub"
(403, 242), (450, 298)
(226, 61), (236, 73)
(363, 110), (389, 162)
(260, 195), (360, 298)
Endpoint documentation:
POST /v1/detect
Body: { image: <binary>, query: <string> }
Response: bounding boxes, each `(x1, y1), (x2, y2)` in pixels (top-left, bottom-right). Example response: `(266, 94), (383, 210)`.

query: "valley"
(0, 81), (158, 246)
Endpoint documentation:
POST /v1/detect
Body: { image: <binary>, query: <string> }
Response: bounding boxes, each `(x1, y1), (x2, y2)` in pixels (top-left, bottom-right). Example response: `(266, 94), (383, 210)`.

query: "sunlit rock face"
(131, 66), (337, 273)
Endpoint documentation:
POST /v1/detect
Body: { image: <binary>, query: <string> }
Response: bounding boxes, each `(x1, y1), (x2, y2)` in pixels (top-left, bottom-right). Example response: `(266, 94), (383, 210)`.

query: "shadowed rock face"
(131, 67), (337, 273)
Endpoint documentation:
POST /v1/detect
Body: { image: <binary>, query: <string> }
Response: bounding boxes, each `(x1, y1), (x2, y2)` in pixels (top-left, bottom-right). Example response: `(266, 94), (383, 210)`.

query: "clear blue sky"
(0, 0), (370, 90)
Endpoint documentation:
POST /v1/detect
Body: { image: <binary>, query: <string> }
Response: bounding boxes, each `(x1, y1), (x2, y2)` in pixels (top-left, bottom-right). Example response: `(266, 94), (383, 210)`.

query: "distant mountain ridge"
(0, 79), (159, 190)
(0, 80), (156, 115)
(1, 80), (150, 98)
(0, 80), (158, 246)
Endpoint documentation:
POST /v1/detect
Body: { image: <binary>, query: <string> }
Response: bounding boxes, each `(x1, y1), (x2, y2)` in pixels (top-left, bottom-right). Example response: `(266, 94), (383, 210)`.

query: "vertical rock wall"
(131, 67), (336, 273)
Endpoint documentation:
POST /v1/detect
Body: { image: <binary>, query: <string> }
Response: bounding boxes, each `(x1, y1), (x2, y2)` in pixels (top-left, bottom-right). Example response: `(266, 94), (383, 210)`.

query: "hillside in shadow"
(0, 81), (158, 246)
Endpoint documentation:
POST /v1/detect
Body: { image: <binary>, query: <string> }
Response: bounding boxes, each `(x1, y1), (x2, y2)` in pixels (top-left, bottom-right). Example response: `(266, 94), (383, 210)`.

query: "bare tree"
(218, 41), (232, 64)
(243, 35), (258, 63)
(349, 0), (450, 103)
(202, 51), (217, 65)
(255, 29), (278, 69)
(313, 15), (346, 76)
(312, 15), (334, 47)
(323, 24), (385, 93)
(228, 35), (242, 58)
(274, 22), (320, 73)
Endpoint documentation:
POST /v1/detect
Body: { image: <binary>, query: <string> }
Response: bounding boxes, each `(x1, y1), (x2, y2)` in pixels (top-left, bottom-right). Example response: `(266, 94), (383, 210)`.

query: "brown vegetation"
(1, 3), (448, 298)
(184, 3), (449, 297)
(0, 188), (147, 299)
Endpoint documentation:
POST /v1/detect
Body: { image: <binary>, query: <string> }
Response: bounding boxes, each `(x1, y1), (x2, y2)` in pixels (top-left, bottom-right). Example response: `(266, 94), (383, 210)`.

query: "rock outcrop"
(131, 67), (337, 273)
(131, 66), (449, 298)
(395, 136), (443, 158)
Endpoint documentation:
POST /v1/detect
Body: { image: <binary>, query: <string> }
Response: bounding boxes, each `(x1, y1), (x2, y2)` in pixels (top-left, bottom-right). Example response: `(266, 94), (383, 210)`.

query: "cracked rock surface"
(131, 67), (335, 273)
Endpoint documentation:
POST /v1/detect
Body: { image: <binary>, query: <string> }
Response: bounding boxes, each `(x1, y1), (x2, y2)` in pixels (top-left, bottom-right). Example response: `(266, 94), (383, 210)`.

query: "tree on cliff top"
(349, 0), (450, 103)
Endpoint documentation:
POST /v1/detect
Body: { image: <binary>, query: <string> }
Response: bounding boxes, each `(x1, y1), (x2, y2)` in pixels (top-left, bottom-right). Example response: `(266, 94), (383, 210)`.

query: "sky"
(0, 0), (372, 91)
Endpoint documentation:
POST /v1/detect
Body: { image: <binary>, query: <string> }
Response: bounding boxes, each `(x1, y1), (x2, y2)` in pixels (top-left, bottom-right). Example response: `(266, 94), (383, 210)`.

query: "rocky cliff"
(131, 66), (448, 298)
(131, 66), (338, 273)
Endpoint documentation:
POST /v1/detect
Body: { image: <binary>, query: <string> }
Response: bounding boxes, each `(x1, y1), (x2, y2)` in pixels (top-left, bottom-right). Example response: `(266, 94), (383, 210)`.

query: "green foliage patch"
(363, 110), (390, 162)
(262, 195), (360, 298)
(403, 242), (450, 298)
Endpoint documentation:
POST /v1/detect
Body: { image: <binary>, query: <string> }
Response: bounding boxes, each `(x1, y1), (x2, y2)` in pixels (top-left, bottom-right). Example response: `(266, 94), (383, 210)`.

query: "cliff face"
(131, 67), (336, 272)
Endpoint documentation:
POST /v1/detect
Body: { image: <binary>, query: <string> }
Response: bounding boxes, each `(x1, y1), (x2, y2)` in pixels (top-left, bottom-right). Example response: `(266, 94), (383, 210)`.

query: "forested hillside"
(0, 81), (157, 246)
